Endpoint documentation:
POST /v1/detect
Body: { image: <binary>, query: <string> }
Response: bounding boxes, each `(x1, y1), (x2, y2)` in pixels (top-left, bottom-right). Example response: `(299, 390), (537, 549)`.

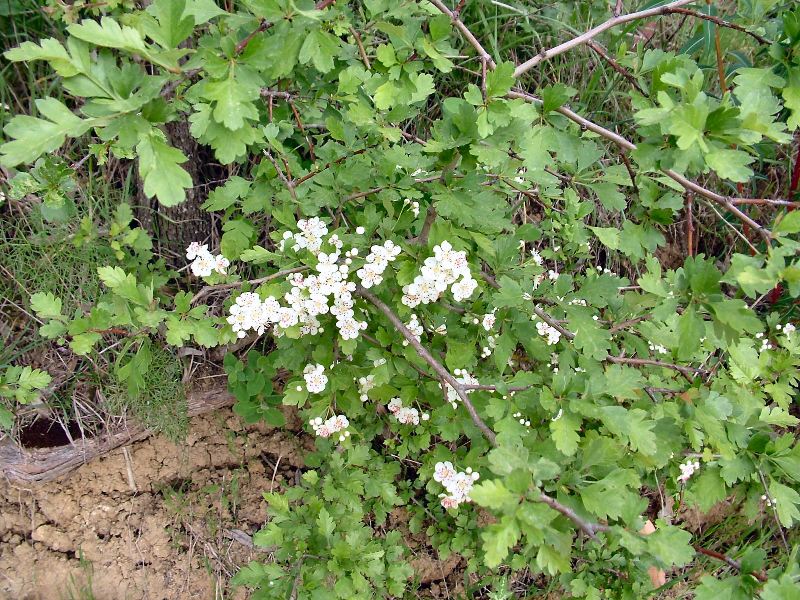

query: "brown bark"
(135, 120), (213, 264)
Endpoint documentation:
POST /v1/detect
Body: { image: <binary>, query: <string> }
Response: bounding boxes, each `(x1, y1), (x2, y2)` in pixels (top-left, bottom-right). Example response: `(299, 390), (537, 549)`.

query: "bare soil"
(0, 408), (312, 600)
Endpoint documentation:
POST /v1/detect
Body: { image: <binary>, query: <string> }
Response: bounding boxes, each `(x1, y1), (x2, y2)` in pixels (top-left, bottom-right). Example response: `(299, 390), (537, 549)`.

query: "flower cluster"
(761, 494), (777, 508)
(512, 411), (531, 427)
(356, 374), (375, 401)
(648, 342), (668, 355)
(445, 369), (479, 408)
(755, 332), (773, 352)
(187, 242), (229, 277)
(356, 240), (401, 288)
(227, 291), (282, 338)
(403, 197), (420, 217)
(433, 461), (479, 509)
(401, 241), (477, 307)
(282, 217), (329, 254)
(387, 397), (429, 425)
(303, 364), (328, 394)
(535, 321), (562, 345)
(310, 414), (350, 441)
(403, 314), (423, 346)
(677, 458), (700, 483)
(221, 223), (383, 343)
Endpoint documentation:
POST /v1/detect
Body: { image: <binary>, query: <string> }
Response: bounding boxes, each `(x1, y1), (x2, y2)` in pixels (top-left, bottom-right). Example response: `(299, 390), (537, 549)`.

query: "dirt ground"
(0, 405), (474, 600)
(0, 408), (313, 600)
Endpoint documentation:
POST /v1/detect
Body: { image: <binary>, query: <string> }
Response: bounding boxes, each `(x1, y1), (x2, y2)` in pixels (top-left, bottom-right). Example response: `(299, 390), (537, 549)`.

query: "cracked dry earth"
(0, 407), (469, 600)
(0, 408), (313, 600)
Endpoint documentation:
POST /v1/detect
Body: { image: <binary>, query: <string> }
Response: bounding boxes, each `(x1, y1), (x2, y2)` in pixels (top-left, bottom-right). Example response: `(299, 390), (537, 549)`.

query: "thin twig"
(586, 40), (646, 95)
(693, 545), (768, 582)
(263, 149), (297, 200)
(190, 267), (307, 305)
(350, 26), (371, 69)
(668, 7), (770, 45)
(514, 0), (695, 76)
(357, 286), (497, 445)
(414, 205), (437, 245)
(538, 492), (610, 540)
(426, 0), (497, 69)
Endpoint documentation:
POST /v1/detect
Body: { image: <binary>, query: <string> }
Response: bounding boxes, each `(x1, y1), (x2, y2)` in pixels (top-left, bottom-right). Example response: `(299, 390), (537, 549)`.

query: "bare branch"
(426, 0), (497, 69)
(356, 286), (497, 446)
(513, 0), (695, 77)
(669, 7), (770, 45)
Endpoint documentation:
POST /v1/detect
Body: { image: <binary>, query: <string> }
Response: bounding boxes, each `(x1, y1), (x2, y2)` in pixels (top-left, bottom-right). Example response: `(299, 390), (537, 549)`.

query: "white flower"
(536, 321), (561, 345)
(395, 406), (420, 425)
(214, 254), (230, 275)
(190, 252), (216, 277)
(783, 323), (796, 336)
(388, 398), (403, 413)
(358, 375), (375, 401)
(451, 276), (477, 301)
(303, 364), (328, 394)
(677, 459), (700, 483)
(433, 461), (457, 485)
(481, 312), (496, 331)
(311, 413), (350, 440)
(186, 242), (208, 261)
(432, 461), (479, 509)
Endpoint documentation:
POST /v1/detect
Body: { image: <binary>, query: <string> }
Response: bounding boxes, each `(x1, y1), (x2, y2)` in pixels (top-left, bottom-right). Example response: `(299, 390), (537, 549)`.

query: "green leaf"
(705, 149), (754, 183)
(221, 219), (255, 259)
(470, 479), (518, 509)
(775, 211), (800, 235)
(485, 62), (516, 99)
(1, 99), (94, 167)
(299, 29), (340, 73)
(481, 516), (519, 568)
(183, 0), (227, 23)
(67, 17), (148, 53)
(136, 133), (193, 206)
(550, 412), (580, 456)
(646, 524), (694, 567)
(769, 481), (800, 527)
(30, 292), (63, 320)
(70, 332), (101, 355)
(203, 76), (260, 130)
(317, 507), (335, 538)
(4, 38), (78, 77)
(146, 0), (194, 48)
(589, 226), (620, 250)
(97, 266), (150, 305)
(677, 305), (703, 359)
(17, 367), (52, 390)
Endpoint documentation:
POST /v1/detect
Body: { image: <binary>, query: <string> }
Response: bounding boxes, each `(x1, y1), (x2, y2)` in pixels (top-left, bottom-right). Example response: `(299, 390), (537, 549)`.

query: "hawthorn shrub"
(2, 0), (800, 597)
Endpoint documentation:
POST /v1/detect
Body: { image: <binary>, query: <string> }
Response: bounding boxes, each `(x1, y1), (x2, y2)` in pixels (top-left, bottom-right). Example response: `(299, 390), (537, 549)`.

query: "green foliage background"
(2, 0), (800, 598)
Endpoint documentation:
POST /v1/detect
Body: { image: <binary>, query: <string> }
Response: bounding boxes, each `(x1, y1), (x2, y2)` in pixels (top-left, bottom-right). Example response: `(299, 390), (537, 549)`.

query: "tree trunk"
(135, 121), (213, 266)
